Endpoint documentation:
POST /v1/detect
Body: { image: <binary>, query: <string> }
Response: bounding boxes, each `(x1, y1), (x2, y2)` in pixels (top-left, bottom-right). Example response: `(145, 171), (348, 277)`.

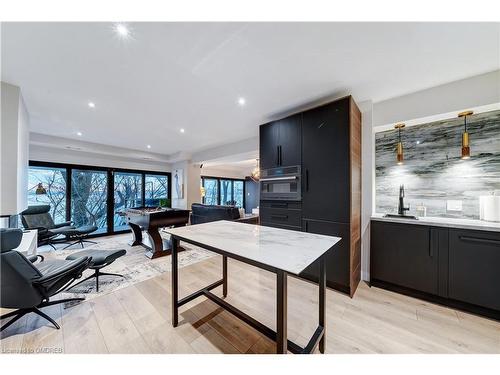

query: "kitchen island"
(165, 220), (341, 354)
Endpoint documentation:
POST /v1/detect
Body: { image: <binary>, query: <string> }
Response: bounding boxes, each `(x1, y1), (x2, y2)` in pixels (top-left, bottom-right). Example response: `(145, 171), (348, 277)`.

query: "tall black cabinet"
(259, 96), (362, 296)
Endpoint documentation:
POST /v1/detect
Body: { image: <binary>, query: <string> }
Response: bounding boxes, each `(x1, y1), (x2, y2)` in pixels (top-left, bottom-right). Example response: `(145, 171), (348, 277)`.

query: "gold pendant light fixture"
(250, 158), (260, 182)
(394, 123), (405, 165)
(458, 110), (473, 160)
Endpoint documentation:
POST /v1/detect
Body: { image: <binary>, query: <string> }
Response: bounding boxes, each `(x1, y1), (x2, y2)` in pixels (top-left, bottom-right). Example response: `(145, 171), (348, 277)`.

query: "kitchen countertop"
(165, 220), (341, 275)
(371, 213), (500, 232)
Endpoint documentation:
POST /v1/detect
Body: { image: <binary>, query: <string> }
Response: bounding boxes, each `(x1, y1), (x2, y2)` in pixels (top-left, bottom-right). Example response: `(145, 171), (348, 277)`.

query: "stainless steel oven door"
(260, 175), (301, 201)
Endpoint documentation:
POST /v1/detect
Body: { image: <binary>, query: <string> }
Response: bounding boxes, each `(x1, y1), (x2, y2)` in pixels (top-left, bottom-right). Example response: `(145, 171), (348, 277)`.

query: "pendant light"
(458, 110), (473, 160)
(250, 159), (260, 182)
(394, 123), (405, 165)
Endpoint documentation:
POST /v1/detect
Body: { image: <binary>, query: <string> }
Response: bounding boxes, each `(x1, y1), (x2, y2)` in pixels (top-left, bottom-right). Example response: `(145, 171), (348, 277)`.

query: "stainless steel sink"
(384, 213), (419, 220)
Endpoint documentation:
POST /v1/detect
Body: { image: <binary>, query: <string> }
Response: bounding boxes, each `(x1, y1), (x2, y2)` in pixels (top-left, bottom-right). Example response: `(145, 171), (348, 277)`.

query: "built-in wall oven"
(260, 165), (301, 201)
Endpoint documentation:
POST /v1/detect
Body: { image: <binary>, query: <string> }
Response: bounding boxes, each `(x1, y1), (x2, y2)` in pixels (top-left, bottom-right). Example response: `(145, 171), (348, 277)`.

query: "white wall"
(171, 160), (201, 210)
(201, 166), (249, 179)
(1, 82), (29, 216)
(373, 70), (500, 127)
(30, 144), (171, 172)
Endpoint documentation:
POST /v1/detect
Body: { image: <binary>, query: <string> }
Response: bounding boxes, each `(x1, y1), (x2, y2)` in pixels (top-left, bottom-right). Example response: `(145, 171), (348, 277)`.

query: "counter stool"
(66, 249), (126, 292)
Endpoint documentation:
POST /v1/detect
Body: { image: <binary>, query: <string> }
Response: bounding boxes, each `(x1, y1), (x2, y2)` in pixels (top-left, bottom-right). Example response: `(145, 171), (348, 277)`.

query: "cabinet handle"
(305, 169), (309, 191)
(270, 203), (287, 208)
(279, 145), (282, 166)
(429, 229), (434, 257)
(271, 214), (288, 220)
(459, 236), (500, 246)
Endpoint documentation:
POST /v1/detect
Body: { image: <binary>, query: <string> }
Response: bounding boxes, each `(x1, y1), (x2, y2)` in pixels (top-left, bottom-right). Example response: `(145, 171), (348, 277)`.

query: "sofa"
(190, 203), (241, 225)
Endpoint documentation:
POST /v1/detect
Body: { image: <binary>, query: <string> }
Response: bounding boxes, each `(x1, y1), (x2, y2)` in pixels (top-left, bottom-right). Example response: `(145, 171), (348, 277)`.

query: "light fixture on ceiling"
(76, 131), (83, 136)
(458, 110), (473, 160)
(394, 123), (405, 165)
(114, 23), (130, 38)
(250, 159), (260, 182)
(180, 128), (185, 133)
(147, 144), (151, 149)
(88, 102), (96, 108)
(237, 97), (246, 106)
(416, 140), (420, 145)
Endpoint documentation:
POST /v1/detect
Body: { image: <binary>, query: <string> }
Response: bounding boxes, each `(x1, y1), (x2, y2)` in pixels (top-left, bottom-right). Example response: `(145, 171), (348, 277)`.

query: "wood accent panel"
(349, 96), (362, 297)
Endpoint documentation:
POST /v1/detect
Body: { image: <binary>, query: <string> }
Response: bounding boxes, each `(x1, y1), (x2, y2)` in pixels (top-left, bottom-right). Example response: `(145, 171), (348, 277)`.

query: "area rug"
(48, 232), (216, 305)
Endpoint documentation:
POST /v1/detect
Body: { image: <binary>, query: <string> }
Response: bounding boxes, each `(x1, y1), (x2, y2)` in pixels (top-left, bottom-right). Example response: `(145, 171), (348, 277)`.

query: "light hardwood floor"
(1, 241), (499, 354)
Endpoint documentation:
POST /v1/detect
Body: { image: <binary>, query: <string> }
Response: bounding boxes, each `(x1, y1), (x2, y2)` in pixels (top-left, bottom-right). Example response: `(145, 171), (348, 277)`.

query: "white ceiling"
(2, 22), (499, 157)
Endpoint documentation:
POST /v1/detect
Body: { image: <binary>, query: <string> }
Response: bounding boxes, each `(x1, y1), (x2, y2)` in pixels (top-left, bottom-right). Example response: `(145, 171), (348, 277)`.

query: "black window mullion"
(107, 170), (114, 234)
(141, 172), (146, 207)
(66, 167), (72, 223)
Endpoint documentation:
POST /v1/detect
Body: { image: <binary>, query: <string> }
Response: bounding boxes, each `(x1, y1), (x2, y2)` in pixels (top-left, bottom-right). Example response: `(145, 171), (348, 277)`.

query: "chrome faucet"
(398, 184), (410, 216)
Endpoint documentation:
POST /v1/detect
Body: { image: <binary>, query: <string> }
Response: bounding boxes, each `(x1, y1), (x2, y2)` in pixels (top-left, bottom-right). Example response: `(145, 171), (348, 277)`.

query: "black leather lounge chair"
(21, 205), (98, 249)
(0, 228), (91, 331)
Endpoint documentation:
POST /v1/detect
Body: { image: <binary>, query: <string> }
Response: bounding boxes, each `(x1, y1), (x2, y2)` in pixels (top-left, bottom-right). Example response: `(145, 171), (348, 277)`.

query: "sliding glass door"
(202, 178), (218, 205)
(71, 169), (108, 233)
(145, 174), (169, 206)
(28, 165), (67, 224)
(113, 171), (143, 231)
(28, 161), (171, 237)
(201, 176), (245, 208)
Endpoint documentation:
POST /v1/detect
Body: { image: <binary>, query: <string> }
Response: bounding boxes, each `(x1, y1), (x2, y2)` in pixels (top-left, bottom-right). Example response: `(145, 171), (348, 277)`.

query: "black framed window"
(201, 176), (245, 208)
(71, 169), (108, 233)
(28, 161), (171, 237)
(28, 165), (67, 224)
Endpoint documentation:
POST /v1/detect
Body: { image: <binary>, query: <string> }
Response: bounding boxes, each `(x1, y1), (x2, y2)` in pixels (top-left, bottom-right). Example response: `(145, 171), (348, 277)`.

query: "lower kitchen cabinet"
(371, 219), (500, 320)
(301, 219), (351, 293)
(448, 229), (500, 311)
(371, 221), (438, 295)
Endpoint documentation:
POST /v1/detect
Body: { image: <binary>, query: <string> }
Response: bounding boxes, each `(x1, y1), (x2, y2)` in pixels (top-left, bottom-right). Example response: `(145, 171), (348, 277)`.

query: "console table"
(165, 220), (340, 354)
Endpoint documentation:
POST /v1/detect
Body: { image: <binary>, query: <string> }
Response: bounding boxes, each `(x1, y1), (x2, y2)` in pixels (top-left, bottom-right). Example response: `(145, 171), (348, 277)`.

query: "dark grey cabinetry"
(259, 114), (301, 169)
(301, 219), (350, 293)
(260, 201), (302, 231)
(371, 221), (438, 295)
(371, 220), (500, 319)
(448, 229), (500, 311)
(259, 96), (361, 296)
(302, 98), (350, 223)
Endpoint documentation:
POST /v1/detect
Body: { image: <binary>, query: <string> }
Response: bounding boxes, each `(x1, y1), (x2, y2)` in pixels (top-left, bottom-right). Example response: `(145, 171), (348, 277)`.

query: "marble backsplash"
(375, 109), (500, 219)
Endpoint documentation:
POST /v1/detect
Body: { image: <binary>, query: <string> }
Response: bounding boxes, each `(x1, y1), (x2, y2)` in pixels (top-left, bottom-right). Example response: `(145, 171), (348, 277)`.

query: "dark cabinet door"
(277, 114), (302, 167)
(300, 219), (350, 292)
(259, 122), (279, 169)
(371, 221), (438, 295)
(449, 229), (500, 311)
(302, 98), (350, 223)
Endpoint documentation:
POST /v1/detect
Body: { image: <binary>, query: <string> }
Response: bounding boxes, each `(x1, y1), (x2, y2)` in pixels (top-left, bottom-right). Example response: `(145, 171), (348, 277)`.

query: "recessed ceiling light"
(147, 144), (151, 149)
(237, 97), (246, 106)
(88, 102), (95, 108)
(180, 128), (185, 133)
(416, 140), (421, 145)
(76, 131), (83, 136)
(114, 23), (130, 38)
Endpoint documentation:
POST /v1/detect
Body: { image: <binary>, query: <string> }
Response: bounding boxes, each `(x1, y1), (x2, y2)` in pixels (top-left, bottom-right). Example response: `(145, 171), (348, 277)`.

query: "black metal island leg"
(319, 255), (326, 353)
(171, 237), (179, 327)
(276, 270), (288, 354)
(222, 255), (228, 297)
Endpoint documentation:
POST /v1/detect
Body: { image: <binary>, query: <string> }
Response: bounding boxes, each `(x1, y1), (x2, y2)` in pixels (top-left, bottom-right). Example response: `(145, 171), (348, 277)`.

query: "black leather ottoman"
(66, 249), (126, 292)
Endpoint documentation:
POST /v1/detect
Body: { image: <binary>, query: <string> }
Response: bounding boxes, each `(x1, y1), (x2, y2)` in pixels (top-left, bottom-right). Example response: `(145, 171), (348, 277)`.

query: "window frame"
(201, 175), (246, 208)
(29, 160), (171, 237)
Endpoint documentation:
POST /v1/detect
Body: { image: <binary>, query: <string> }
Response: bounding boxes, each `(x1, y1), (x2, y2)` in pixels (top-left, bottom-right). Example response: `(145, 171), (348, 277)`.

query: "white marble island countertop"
(372, 213), (500, 232)
(165, 220), (341, 275)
